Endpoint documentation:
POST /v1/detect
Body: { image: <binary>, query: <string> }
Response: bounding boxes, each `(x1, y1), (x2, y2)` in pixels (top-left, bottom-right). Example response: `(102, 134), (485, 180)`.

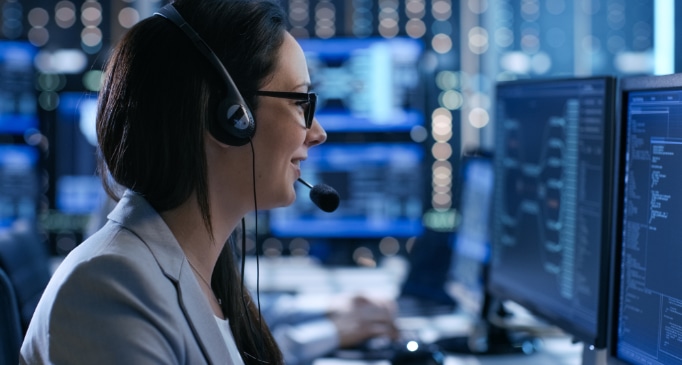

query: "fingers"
(333, 319), (398, 348)
(362, 321), (400, 340)
(351, 295), (397, 318)
(330, 295), (401, 348)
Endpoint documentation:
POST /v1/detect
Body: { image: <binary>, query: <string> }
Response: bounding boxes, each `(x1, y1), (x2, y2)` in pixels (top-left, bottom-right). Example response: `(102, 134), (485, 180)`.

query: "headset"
(154, 3), (256, 146)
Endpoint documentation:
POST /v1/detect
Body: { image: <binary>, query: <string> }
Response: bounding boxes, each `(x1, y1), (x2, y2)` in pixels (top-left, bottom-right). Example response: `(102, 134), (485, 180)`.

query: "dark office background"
(0, 0), (679, 265)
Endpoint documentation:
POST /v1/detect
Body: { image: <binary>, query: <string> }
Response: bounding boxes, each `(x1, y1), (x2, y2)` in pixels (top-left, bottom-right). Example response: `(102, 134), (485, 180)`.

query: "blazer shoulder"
(23, 230), (194, 364)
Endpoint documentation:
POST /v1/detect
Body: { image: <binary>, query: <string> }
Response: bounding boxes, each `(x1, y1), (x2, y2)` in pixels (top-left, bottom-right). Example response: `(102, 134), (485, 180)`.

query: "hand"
(328, 295), (399, 348)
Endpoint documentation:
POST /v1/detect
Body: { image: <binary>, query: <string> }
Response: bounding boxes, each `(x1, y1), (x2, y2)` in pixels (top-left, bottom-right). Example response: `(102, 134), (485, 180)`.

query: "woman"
(20, 0), (325, 363)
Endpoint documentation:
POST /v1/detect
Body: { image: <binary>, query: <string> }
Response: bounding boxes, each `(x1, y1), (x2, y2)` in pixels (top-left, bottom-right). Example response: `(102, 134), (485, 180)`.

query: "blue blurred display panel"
(454, 156), (494, 264)
(0, 41), (38, 134)
(269, 142), (424, 238)
(299, 37), (424, 132)
(0, 144), (40, 228)
(450, 154), (494, 292)
(54, 92), (103, 215)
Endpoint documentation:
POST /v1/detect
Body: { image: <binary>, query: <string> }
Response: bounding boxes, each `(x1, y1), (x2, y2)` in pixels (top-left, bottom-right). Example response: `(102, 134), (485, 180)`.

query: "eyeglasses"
(256, 91), (317, 129)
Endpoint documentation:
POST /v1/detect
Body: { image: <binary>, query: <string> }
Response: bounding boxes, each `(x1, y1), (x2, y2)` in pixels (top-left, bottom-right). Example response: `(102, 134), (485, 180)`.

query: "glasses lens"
(306, 93), (317, 129)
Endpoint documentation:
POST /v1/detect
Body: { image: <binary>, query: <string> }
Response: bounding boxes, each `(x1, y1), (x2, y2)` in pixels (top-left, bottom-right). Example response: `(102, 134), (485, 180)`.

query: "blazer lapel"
(176, 260), (232, 364)
(108, 190), (232, 364)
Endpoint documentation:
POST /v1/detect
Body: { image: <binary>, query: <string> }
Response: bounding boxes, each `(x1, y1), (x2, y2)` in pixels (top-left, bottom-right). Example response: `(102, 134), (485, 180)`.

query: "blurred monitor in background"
(269, 142), (424, 239)
(0, 144), (40, 229)
(395, 150), (495, 317)
(298, 37), (425, 133)
(449, 150), (494, 311)
(53, 92), (103, 217)
(43, 91), (104, 255)
(0, 41), (38, 135)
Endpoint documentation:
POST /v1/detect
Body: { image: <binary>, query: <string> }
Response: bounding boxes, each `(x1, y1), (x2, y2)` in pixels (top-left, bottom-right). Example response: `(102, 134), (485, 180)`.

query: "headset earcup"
(154, 4), (256, 147)
(212, 99), (256, 146)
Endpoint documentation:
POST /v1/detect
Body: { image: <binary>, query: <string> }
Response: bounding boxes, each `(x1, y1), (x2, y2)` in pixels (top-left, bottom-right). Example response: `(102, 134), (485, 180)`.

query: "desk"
(246, 257), (590, 365)
(314, 337), (583, 364)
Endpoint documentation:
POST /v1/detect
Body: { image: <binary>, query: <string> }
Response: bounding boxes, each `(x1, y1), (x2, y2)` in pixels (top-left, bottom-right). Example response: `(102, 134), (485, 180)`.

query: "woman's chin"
(283, 190), (297, 207)
(262, 190), (297, 210)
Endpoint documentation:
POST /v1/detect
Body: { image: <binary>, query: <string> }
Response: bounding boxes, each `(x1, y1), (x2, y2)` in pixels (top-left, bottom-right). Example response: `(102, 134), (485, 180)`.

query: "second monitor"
(608, 72), (682, 365)
(488, 76), (617, 349)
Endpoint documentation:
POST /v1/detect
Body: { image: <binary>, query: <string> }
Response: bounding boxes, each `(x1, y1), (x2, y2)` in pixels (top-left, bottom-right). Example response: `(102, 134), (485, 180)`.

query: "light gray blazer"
(20, 190), (236, 364)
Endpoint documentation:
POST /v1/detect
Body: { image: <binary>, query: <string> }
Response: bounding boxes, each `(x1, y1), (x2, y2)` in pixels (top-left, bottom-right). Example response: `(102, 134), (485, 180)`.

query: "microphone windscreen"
(310, 184), (340, 213)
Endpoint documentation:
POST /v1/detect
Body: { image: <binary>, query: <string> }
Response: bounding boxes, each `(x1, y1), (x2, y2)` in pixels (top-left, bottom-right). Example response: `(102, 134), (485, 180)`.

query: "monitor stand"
(435, 293), (538, 355)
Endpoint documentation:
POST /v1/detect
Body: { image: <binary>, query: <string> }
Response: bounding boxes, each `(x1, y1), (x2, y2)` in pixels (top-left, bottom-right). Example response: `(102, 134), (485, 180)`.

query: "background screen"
(269, 142), (424, 238)
(299, 37), (425, 133)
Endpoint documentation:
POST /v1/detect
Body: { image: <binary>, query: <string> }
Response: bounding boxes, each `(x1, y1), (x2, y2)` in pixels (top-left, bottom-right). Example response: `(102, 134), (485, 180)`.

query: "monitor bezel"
(606, 72), (682, 365)
(487, 75), (618, 349)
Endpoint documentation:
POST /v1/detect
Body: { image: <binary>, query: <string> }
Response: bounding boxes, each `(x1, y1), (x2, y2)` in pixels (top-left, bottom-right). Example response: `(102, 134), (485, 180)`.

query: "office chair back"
(0, 266), (23, 365)
(0, 223), (52, 333)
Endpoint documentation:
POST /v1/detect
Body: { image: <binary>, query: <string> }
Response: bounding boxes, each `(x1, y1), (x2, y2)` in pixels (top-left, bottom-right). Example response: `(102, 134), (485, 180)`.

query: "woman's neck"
(160, 194), (242, 317)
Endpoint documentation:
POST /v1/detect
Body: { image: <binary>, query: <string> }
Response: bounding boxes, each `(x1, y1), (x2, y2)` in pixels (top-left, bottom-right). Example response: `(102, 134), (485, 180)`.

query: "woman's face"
(250, 32), (327, 209)
(206, 32), (326, 214)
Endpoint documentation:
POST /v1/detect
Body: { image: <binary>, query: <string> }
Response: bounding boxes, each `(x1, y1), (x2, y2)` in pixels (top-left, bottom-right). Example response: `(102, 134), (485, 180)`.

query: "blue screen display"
(0, 41), (39, 134)
(54, 92), (103, 215)
(448, 154), (495, 295)
(453, 156), (494, 264)
(0, 144), (40, 228)
(614, 86), (682, 365)
(298, 37), (425, 132)
(269, 142), (425, 238)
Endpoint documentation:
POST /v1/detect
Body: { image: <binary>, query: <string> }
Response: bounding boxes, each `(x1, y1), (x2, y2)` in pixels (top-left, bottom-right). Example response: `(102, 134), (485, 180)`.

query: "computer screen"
(0, 41), (38, 134)
(298, 37), (425, 133)
(450, 152), (494, 293)
(398, 152), (494, 317)
(487, 76), (617, 348)
(53, 92), (103, 215)
(608, 73), (682, 365)
(0, 144), (40, 228)
(268, 142), (425, 238)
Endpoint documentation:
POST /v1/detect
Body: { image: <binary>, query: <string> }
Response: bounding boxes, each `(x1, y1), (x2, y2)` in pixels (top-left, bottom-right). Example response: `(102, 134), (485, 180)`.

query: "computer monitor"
(53, 92), (103, 215)
(268, 142), (425, 238)
(0, 144), (40, 228)
(450, 151), (494, 297)
(608, 73), (682, 365)
(487, 76), (617, 349)
(0, 41), (38, 134)
(398, 151), (493, 316)
(298, 37), (425, 133)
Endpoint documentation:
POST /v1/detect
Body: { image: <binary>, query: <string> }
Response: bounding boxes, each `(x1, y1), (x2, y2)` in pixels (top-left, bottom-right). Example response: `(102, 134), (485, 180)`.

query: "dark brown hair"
(96, 0), (286, 363)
